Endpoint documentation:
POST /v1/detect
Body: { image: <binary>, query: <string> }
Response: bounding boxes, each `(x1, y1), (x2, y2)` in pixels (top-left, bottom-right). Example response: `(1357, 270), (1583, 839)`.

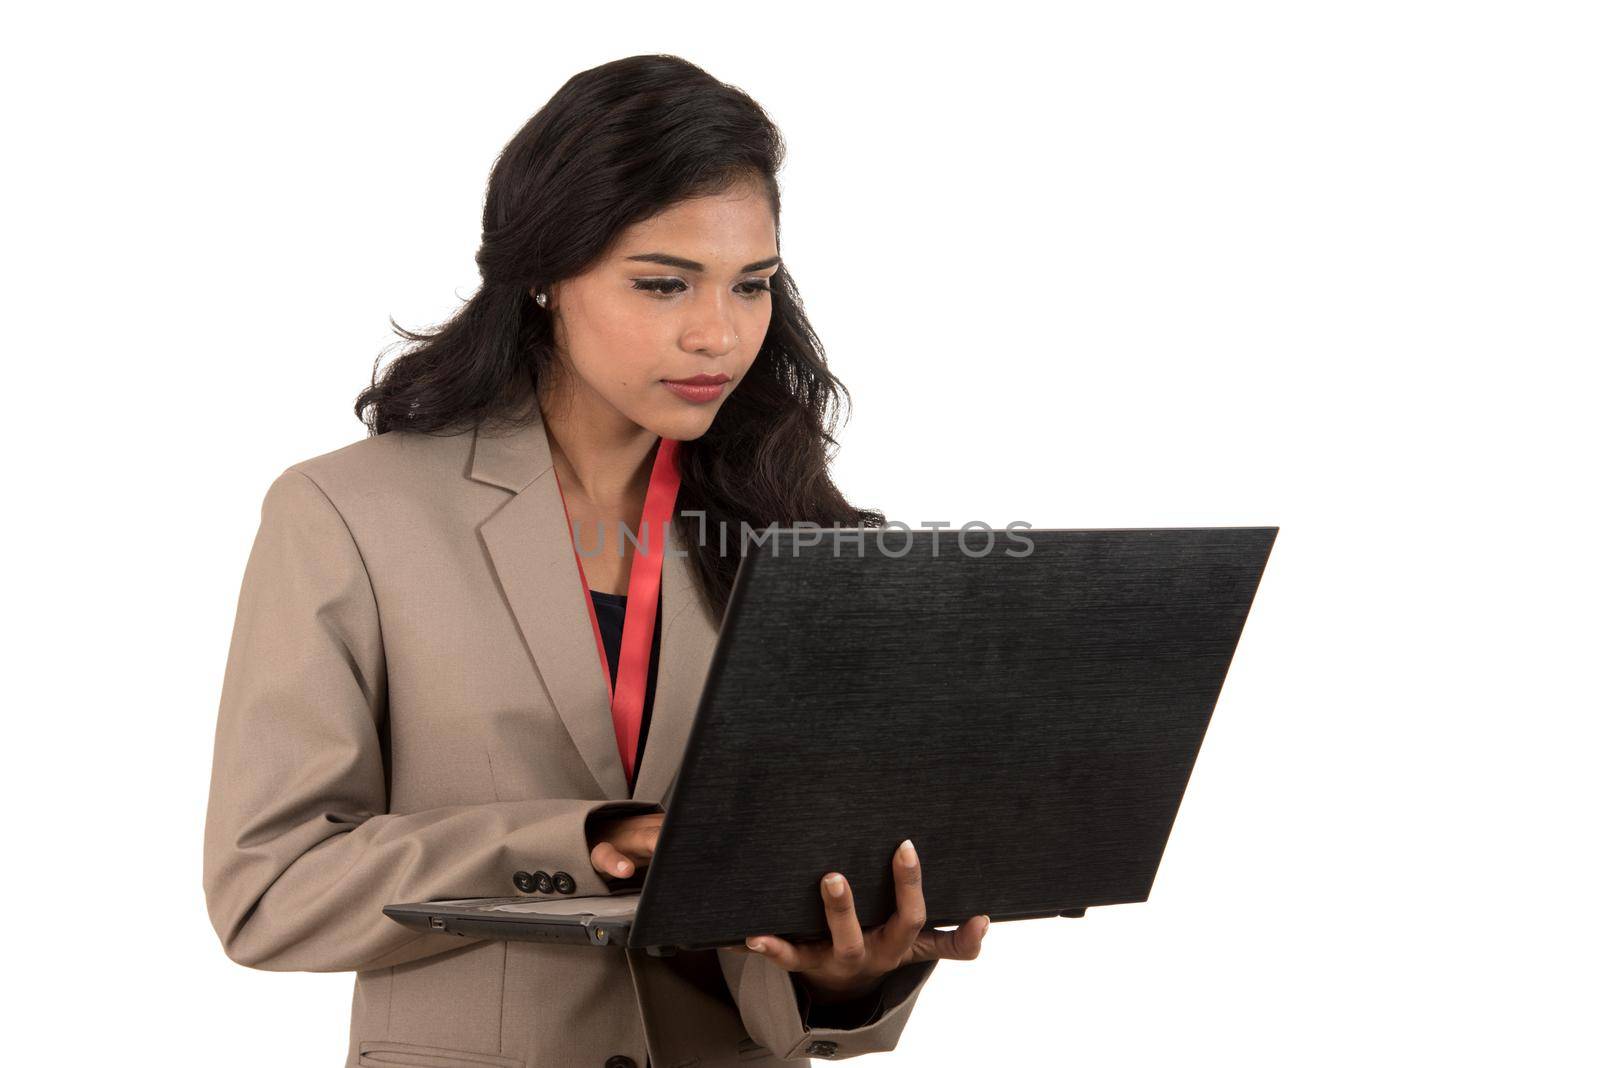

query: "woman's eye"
(632, 278), (687, 296)
(736, 280), (773, 297)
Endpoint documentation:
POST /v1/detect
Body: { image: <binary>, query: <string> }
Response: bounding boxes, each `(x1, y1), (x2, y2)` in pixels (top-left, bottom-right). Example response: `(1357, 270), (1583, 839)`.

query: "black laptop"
(385, 525), (1277, 956)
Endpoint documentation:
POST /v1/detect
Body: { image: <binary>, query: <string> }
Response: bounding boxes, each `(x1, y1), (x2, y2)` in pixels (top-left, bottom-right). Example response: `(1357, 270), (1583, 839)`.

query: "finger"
(818, 872), (868, 970)
(910, 914), (989, 962)
(744, 933), (825, 972)
(597, 812), (663, 851)
(880, 839), (927, 959)
(619, 821), (662, 861)
(590, 841), (636, 878)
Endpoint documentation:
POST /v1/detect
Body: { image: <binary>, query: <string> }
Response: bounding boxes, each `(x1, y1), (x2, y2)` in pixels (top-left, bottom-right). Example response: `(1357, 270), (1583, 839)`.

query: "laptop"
(385, 525), (1277, 956)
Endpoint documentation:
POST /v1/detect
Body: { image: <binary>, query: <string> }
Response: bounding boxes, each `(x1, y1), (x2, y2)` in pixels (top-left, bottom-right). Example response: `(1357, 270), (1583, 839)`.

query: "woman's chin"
(645, 406), (719, 442)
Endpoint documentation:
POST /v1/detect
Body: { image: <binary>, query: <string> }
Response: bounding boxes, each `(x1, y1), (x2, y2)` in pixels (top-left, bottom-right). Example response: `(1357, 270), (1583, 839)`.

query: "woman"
(202, 54), (988, 1068)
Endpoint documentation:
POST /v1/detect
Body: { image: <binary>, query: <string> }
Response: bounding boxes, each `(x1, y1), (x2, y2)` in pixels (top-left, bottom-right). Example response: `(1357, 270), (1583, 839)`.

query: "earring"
(534, 291), (548, 308)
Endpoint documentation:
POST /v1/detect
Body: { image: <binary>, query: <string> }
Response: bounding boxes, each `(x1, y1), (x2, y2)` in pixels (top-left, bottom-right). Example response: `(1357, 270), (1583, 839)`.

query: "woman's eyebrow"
(625, 252), (781, 273)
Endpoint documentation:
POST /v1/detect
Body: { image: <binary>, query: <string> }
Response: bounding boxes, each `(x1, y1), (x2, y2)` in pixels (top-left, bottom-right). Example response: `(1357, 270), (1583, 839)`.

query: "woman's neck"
(538, 382), (659, 508)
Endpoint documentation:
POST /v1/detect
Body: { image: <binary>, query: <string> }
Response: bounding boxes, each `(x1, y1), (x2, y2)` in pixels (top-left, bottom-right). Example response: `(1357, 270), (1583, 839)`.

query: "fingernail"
(899, 839), (917, 865)
(616, 861), (630, 875)
(978, 915), (991, 935)
(824, 873), (845, 898)
(746, 937), (766, 953)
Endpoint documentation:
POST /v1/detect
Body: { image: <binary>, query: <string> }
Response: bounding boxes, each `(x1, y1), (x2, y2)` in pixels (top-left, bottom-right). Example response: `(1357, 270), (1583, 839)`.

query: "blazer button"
(805, 1039), (839, 1057)
(534, 870), (555, 894)
(553, 870), (577, 894)
(512, 870), (536, 893)
(603, 1056), (636, 1068)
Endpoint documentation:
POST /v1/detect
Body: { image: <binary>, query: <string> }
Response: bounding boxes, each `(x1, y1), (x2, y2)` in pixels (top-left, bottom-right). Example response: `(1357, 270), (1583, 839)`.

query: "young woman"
(202, 54), (988, 1068)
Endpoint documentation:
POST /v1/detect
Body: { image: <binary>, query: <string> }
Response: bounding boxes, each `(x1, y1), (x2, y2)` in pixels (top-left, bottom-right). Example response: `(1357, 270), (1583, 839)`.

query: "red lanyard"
(554, 436), (683, 787)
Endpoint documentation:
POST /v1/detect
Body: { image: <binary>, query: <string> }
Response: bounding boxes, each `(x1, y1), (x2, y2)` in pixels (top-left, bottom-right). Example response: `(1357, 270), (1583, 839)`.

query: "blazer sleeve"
(717, 947), (939, 1060)
(202, 467), (657, 974)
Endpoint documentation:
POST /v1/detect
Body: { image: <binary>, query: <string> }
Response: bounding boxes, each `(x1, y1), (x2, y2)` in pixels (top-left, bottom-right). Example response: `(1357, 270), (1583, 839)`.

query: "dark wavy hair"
(353, 54), (882, 619)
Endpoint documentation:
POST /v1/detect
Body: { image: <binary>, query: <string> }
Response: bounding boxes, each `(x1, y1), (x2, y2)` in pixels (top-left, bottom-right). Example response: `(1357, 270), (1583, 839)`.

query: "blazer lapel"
(468, 401), (722, 804)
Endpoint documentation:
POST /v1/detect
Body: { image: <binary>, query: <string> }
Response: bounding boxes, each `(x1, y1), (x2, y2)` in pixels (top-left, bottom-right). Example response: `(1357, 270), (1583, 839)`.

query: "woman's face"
(539, 181), (778, 443)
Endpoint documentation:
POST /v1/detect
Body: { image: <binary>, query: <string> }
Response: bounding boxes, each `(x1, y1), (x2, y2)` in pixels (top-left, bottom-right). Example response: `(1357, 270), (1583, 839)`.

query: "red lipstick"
(661, 373), (731, 404)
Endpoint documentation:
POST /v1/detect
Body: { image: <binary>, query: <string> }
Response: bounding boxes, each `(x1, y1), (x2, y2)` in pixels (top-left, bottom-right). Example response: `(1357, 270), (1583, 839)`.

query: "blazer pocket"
(357, 1039), (523, 1068)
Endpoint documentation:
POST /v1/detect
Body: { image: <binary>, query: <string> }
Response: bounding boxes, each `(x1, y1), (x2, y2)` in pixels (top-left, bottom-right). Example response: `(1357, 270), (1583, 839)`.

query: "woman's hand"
(735, 838), (989, 1004)
(587, 811), (663, 879)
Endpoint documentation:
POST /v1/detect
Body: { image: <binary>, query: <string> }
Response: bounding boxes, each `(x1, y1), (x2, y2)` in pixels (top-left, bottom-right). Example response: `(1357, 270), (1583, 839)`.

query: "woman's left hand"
(735, 838), (989, 1004)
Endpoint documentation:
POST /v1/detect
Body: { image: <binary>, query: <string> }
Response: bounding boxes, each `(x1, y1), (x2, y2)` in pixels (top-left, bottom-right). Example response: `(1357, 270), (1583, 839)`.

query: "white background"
(4, 2), (1595, 1065)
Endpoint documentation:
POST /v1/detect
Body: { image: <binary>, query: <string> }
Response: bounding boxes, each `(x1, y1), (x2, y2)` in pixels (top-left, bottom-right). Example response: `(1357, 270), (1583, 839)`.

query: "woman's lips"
(661, 376), (729, 403)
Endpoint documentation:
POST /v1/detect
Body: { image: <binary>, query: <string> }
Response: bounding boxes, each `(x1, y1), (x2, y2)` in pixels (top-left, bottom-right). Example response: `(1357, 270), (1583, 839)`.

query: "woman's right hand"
(588, 810), (664, 879)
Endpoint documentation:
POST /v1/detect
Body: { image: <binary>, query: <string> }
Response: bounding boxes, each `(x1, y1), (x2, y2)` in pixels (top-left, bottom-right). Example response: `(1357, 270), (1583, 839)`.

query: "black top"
(589, 587), (662, 794)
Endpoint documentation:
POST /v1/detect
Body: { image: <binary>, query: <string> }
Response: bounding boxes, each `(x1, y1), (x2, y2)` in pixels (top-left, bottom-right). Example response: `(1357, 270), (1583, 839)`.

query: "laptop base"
(382, 893), (682, 954)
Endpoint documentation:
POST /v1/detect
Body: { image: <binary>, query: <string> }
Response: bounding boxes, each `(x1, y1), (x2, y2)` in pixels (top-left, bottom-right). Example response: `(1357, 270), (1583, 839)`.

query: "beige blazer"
(202, 400), (938, 1068)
